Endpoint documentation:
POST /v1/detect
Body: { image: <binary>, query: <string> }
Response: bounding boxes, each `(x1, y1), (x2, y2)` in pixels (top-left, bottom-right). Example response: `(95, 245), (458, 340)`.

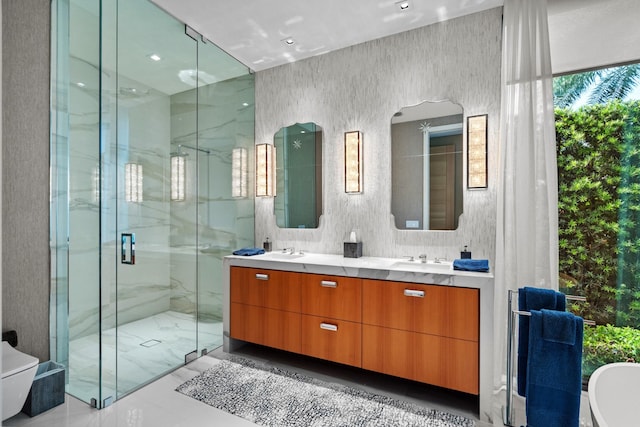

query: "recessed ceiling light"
(398, 1), (409, 10)
(242, 102), (249, 107)
(149, 54), (161, 61)
(77, 82), (86, 88)
(282, 37), (295, 46)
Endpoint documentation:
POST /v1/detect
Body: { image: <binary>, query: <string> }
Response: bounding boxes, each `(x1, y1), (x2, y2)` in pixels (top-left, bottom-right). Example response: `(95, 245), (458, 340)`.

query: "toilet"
(2, 341), (39, 420)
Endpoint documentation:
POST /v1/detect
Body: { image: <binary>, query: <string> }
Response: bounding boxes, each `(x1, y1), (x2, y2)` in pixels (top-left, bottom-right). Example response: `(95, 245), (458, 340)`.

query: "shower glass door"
(103, 0), (199, 399)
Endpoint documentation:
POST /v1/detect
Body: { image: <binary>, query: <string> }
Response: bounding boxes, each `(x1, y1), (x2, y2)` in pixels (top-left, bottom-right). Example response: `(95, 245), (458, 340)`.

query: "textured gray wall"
(255, 8), (502, 263)
(2, 0), (51, 361)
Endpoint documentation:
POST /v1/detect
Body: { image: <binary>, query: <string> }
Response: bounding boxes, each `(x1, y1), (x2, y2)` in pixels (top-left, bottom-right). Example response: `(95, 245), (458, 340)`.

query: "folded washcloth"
(452, 259), (489, 272)
(526, 309), (583, 427)
(232, 247), (265, 256)
(517, 287), (566, 396)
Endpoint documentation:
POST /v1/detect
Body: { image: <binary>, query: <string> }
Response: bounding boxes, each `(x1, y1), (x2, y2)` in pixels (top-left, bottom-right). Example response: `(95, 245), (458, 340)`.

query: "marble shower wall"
(98, 88), (174, 336)
(65, 71), (255, 342)
(255, 8), (502, 263)
(168, 74), (256, 322)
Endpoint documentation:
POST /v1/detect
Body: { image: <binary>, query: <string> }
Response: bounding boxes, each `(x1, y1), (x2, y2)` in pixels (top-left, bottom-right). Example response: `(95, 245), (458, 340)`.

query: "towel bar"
(513, 309), (596, 325)
(511, 289), (587, 302)
(503, 289), (594, 426)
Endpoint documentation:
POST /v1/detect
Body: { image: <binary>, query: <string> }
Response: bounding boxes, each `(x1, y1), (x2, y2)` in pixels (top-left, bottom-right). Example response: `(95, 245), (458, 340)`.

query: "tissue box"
(22, 361), (65, 417)
(343, 242), (362, 258)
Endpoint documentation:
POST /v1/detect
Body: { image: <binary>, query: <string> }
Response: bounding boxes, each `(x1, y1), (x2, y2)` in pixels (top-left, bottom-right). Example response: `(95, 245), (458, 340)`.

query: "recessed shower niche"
(49, 0), (254, 407)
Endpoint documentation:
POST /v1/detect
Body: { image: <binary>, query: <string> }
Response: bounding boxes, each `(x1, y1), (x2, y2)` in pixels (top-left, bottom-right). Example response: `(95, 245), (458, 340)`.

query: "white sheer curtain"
(493, 0), (558, 423)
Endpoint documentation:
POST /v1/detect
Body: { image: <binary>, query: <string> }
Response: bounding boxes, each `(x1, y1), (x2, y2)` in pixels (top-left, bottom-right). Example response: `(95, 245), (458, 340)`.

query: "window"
(555, 63), (640, 382)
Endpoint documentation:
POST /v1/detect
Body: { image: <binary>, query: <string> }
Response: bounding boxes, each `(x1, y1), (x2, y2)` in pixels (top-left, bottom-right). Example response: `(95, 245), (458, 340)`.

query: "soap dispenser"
(460, 245), (472, 259)
(263, 237), (272, 252)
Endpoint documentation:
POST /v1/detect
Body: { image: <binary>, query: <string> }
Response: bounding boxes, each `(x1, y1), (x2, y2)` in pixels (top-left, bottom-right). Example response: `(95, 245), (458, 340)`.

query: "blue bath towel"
(452, 259), (489, 272)
(517, 287), (566, 396)
(526, 309), (583, 427)
(232, 247), (265, 256)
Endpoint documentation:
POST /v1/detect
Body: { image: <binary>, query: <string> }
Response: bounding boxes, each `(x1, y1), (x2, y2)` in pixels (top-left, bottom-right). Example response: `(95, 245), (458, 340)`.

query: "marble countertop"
(224, 252), (493, 289)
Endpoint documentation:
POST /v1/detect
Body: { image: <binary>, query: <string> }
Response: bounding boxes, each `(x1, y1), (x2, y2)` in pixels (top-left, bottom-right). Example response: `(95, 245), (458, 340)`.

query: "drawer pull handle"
(404, 289), (425, 298)
(321, 280), (338, 288)
(320, 323), (338, 332)
(255, 273), (269, 281)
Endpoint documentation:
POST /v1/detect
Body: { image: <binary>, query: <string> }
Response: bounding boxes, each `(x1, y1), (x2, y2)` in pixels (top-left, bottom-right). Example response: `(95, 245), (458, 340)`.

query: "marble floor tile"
(6, 344), (494, 427)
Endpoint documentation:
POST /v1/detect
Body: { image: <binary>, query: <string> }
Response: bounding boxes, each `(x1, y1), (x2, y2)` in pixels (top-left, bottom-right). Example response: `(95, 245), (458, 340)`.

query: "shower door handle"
(121, 233), (135, 265)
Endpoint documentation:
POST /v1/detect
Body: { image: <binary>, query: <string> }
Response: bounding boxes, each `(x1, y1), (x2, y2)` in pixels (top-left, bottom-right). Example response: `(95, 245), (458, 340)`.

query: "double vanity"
(223, 252), (494, 421)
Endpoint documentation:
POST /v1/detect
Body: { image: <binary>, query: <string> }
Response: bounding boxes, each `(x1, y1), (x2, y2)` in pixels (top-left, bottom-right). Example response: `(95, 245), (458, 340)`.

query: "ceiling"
(150, 0), (505, 72)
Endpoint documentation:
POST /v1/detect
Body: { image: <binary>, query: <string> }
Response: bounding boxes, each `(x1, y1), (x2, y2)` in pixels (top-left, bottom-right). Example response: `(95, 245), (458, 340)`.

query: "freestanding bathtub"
(588, 362), (640, 427)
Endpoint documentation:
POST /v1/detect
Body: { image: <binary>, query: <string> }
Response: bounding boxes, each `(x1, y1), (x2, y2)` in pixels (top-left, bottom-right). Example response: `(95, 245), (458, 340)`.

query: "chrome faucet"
(419, 254), (427, 263)
(403, 255), (415, 262)
(282, 247), (295, 254)
(433, 257), (447, 263)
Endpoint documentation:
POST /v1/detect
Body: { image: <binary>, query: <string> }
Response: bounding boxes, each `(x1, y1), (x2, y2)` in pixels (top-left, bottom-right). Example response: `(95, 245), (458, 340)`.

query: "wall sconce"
(231, 147), (247, 198)
(170, 155), (186, 201)
(255, 144), (276, 197)
(467, 115), (488, 189)
(125, 162), (143, 203)
(344, 131), (363, 193)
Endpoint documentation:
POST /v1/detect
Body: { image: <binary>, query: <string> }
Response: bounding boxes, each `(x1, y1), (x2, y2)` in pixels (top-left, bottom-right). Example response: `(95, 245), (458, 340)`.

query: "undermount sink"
(260, 251), (305, 260)
(390, 260), (453, 272)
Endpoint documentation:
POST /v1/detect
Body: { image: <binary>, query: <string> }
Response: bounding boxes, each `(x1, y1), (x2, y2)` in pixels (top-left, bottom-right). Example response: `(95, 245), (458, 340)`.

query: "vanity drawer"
(230, 266), (301, 312)
(362, 324), (478, 395)
(300, 315), (361, 367)
(300, 274), (362, 322)
(231, 302), (301, 353)
(414, 331), (479, 395)
(362, 279), (479, 341)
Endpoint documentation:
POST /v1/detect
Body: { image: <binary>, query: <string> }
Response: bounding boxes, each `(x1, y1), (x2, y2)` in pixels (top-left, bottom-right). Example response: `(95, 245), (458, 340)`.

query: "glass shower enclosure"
(49, 0), (254, 407)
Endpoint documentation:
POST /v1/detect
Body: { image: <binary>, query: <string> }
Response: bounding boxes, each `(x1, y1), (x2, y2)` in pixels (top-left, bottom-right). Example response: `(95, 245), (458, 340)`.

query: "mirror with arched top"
(391, 100), (463, 230)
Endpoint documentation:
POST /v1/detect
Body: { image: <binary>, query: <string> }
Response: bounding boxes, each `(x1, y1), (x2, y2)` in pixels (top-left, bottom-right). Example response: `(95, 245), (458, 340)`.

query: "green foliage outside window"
(556, 100), (640, 377)
(583, 324), (640, 377)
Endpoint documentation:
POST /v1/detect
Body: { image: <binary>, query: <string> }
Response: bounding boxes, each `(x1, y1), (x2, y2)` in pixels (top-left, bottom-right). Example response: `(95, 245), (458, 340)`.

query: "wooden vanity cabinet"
(230, 266), (480, 395)
(362, 279), (480, 395)
(300, 274), (362, 367)
(230, 267), (301, 353)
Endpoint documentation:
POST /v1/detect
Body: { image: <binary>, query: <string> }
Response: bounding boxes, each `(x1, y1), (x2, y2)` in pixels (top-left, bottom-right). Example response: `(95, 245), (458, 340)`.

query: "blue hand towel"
(542, 309), (576, 345)
(452, 259), (489, 272)
(517, 287), (566, 396)
(526, 309), (583, 427)
(232, 247), (265, 256)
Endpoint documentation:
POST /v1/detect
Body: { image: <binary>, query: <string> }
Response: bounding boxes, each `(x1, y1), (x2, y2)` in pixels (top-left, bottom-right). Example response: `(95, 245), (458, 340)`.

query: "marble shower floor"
(66, 310), (222, 402)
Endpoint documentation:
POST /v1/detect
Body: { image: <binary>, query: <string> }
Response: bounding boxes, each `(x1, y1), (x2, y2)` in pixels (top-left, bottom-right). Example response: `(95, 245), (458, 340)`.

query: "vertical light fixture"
(171, 155), (186, 201)
(232, 147), (247, 198)
(125, 162), (143, 203)
(344, 131), (363, 193)
(467, 114), (488, 189)
(255, 144), (275, 197)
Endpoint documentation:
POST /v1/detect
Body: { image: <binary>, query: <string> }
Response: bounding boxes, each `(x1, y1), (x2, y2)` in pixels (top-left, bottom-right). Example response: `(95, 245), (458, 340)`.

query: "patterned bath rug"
(176, 356), (475, 427)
